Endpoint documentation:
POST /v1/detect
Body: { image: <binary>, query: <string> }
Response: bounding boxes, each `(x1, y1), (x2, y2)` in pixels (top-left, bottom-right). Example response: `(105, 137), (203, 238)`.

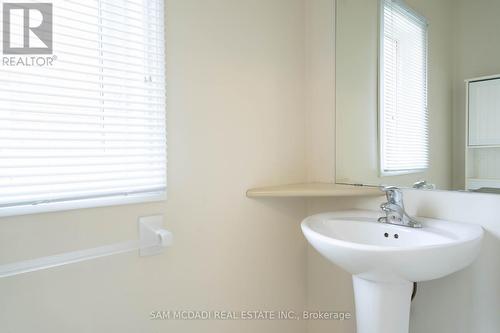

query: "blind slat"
(0, 108), (165, 121)
(1, 69), (166, 90)
(0, 98), (165, 113)
(0, 116), (165, 128)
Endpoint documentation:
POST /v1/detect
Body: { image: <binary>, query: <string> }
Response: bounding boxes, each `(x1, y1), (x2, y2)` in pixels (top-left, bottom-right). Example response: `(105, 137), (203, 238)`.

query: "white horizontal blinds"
(381, 0), (429, 173)
(0, 0), (166, 208)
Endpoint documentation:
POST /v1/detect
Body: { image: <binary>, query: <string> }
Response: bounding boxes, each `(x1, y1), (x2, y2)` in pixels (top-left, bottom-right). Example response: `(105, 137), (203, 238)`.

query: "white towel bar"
(0, 215), (172, 278)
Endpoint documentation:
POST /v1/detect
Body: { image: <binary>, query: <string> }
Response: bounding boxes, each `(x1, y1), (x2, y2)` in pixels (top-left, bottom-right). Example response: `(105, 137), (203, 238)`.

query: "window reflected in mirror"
(380, 0), (429, 175)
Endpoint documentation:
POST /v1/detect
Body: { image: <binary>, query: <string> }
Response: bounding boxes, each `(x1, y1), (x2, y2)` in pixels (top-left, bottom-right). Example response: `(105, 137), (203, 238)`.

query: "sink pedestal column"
(352, 276), (413, 333)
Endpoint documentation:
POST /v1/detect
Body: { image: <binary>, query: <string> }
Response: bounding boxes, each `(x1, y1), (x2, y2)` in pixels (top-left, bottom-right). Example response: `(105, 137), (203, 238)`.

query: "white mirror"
(336, 0), (500, 193)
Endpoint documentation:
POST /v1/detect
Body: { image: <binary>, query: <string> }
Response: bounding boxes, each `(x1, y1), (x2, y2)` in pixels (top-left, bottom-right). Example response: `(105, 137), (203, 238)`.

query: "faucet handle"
(380, 186), (403, 205)
(381, 186), (399, 192)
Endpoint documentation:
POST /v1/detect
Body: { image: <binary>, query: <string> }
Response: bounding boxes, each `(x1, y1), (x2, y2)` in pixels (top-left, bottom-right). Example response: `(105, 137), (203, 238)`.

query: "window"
(0, 0), (166, 216)
(379, 0), (428, 175)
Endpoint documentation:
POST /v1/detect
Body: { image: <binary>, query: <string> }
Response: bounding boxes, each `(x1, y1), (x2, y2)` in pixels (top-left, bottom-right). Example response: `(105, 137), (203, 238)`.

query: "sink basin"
(302, 210), (483, 282)
(301, 210), (483, 333)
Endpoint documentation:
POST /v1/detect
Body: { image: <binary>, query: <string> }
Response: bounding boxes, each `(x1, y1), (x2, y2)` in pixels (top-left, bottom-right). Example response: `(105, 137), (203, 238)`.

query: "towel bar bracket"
(140, 215), (173, 256)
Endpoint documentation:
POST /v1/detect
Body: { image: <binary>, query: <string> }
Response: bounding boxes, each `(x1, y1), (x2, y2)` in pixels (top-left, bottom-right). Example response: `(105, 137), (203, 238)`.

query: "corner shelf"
(246, 182), (383, 198)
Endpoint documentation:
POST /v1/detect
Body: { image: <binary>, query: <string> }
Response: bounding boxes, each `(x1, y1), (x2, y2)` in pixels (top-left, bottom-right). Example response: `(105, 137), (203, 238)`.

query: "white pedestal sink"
(301, 210), (483, 333)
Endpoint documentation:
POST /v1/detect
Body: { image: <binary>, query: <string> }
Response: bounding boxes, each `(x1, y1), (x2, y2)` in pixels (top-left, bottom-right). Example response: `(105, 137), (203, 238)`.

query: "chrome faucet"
(377, 186), (422, 228)
(412, 180), (435, 190)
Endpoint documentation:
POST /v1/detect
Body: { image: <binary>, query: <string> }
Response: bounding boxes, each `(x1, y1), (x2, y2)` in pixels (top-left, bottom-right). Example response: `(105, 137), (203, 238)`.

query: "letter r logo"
(2, 3), (53, 54)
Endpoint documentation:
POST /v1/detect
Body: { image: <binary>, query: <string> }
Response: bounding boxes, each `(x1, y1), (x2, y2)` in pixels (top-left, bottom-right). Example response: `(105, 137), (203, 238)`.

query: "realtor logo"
(2, 3), (53, 54)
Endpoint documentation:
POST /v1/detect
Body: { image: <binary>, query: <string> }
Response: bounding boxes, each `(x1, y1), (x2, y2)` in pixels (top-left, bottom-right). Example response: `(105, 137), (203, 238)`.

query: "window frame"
(0, 191), (167, 217)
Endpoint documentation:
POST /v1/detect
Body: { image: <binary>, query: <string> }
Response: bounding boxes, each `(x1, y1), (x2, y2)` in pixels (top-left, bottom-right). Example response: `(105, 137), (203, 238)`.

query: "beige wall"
(335, 0), (454, 189)
(0, 1), (310, 332)
(305, 0), (336, 183)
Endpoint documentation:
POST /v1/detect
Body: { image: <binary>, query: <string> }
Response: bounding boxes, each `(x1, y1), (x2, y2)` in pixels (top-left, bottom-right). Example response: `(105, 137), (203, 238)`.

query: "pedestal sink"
(301, 210), (483, 333)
